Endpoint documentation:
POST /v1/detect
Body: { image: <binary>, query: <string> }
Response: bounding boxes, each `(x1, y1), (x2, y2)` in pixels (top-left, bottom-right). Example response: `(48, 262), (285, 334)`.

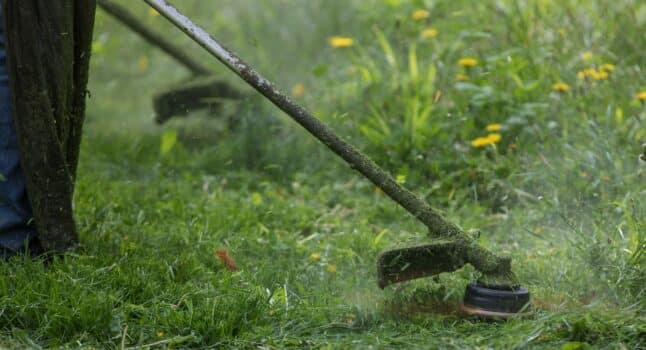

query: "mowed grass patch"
(1, 130), (642, 348)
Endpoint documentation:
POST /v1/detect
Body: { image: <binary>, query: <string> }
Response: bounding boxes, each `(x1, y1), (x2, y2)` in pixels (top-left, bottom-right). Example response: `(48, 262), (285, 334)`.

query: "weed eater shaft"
(144, 0), (461, 238)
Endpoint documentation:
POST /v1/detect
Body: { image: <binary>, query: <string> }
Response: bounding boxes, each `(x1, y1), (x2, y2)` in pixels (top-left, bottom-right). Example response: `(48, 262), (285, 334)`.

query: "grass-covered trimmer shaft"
(144, 0), (524, 297)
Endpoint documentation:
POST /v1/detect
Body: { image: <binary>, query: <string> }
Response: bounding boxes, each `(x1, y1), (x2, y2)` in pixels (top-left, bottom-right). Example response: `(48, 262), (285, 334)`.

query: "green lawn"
(1, 0), (644, 348)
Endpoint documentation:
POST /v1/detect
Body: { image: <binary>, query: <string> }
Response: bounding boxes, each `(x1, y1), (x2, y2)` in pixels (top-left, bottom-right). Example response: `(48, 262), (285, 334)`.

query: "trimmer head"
(461, 282), (531, 318)
(377, 241), (467, 289)
(378, 243), (531, 319)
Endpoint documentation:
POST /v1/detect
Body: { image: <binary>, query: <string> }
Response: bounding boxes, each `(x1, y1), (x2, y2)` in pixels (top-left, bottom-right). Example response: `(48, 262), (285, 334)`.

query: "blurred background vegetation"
(89, 0), (645, 205)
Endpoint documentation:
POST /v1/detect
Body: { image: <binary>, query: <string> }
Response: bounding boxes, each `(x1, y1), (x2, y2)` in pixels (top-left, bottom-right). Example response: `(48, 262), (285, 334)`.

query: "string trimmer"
(144, 0), (530, 318)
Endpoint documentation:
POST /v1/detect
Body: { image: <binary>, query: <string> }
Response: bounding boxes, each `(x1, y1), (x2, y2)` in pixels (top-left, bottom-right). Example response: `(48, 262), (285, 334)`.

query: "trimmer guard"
(377, 241), (467, 289)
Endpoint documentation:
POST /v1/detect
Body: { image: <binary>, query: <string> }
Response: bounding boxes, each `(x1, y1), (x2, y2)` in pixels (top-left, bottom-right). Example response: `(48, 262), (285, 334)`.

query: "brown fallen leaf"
(215, 248), (239, 271)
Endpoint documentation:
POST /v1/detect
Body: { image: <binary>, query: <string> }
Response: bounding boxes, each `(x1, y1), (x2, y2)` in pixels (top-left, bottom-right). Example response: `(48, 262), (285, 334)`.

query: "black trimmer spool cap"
(461, 282), (531, 318)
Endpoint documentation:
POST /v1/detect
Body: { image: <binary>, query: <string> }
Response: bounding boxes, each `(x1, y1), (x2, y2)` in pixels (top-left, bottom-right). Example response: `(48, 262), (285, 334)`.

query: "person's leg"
(0, 3), (39, 256)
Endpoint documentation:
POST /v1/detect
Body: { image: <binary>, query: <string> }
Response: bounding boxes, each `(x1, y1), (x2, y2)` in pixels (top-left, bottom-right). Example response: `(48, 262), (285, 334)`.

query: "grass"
(1, 0), (645, 348)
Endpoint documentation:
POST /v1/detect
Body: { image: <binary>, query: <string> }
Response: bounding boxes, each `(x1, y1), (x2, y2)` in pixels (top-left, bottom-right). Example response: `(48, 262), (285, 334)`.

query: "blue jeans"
(0, 5), (38, 251)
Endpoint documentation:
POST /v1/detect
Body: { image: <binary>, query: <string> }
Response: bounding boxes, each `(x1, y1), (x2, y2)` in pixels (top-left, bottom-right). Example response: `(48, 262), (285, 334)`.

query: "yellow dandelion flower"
(412, 9), (430, 20)
(458, 57), (478, 68)
(456, 73), (469, 81)
(421, 28), (438, 39)
(329, 36), (354, 48)
(578, 68), (607, 80)
(584, 68), (596, 77)
(486, 123), (502, 132)
(471, 133), (501, 148)
(583, 69), (594, 79)
(487, 133), (501, 143)
(600, 63), (615, 72)
(292, 83), (305, 98)
(471, 137), (490, 148)
(309, 253), (321, 261)
(156, 331), (165, 338)
(581, 51), (593, 61)
(148, 8), (160, 17)
(637, 91), (646, 101)
(327, 264), (337, 273)
(552, 82), (570, 92)
(593, 70), (608, 80)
